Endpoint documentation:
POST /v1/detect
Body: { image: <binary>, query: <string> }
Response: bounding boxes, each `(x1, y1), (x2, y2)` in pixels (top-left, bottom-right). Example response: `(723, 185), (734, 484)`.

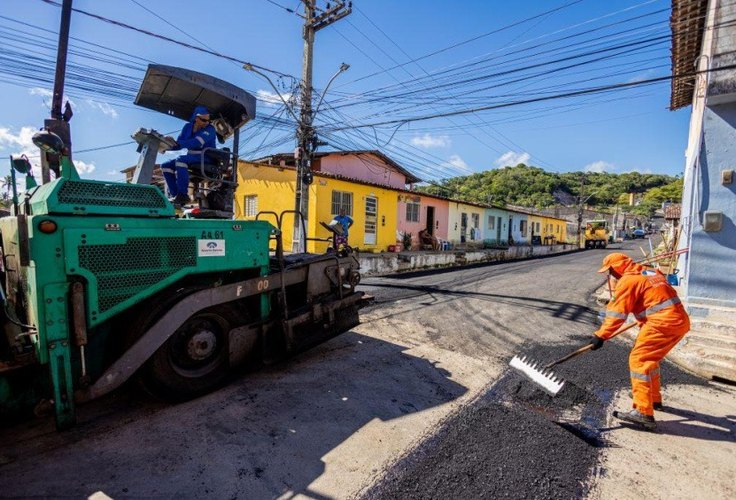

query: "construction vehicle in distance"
(0, 63), (364, 430)
(584, 220), (609, 249)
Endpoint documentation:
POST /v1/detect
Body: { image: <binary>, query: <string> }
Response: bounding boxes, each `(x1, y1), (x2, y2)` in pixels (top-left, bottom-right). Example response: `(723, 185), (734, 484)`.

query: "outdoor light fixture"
(703, 211), (723, 232)
(722, 169), (733, 185)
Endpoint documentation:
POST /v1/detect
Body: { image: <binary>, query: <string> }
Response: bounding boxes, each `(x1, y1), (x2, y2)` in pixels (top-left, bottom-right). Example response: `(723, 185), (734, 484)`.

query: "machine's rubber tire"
(141, 306), (236, 401)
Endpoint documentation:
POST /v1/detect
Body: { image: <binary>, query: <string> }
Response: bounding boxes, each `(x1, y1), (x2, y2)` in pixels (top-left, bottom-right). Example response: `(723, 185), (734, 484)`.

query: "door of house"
(461, 213), (468, 242)
(364, 196), (377, 245)
(426, 206), (435, 235)
(471, 213), (480, 240)
(496, 216), (502, 242)
(508, 217), (513, 243)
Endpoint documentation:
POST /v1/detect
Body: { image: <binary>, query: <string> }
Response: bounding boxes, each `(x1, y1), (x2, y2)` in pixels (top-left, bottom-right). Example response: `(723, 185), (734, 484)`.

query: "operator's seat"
(187, 147), (231, 180)
(186, 147), (236, 215)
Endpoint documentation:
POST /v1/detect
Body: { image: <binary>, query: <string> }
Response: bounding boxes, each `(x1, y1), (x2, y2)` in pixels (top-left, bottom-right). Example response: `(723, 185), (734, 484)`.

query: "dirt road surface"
(1, 241), (733, 499)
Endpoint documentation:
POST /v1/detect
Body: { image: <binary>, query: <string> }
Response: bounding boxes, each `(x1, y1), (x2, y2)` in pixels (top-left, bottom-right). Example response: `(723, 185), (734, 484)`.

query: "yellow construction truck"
(584, 220), (609, 249)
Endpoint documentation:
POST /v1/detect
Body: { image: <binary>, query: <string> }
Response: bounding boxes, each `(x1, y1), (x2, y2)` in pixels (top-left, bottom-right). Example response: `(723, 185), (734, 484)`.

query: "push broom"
(509, 322), (637, 395)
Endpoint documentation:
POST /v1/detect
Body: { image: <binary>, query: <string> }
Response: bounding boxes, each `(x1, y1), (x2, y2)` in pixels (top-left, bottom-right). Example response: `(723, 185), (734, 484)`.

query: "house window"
(520, 220), (528, 237)
(406, 202), (420, 222)
(488, 216), (495, 230)
(331, 190), (353, 215)
(244, 195), (258, 217)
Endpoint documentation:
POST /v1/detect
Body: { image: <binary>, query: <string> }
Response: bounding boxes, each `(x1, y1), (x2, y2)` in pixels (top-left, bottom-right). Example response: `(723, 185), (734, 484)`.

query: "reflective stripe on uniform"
(634, 297), (681, 320)
(196, 136), (205, 146)
(175, 162), (188, 168)
(161, 164), (176, 173)
(606, 310), (628, 319)
(630, 370), (650, 381)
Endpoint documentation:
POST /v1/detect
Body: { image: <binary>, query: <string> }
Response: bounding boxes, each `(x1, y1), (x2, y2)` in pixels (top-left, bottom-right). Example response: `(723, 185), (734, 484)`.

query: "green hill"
(417, 164), (681, 215)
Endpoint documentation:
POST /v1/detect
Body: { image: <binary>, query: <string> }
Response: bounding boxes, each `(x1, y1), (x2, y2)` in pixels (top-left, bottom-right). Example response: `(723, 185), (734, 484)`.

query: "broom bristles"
(509, 355), (565, 396)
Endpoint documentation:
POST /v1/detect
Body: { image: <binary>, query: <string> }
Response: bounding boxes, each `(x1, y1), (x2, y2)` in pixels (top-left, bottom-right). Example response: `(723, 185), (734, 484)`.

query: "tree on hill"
(416, 164), (678, 210)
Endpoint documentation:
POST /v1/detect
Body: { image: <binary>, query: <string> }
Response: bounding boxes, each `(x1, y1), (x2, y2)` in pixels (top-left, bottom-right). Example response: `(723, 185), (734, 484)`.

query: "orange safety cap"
(597, 252), (632, 273)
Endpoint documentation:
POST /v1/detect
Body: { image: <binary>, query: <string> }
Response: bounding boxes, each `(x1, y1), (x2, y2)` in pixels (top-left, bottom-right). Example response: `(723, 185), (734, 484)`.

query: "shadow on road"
(0, 331), (467, 498)
(365, 282), (599, 325)
(654, 406), (734, 442)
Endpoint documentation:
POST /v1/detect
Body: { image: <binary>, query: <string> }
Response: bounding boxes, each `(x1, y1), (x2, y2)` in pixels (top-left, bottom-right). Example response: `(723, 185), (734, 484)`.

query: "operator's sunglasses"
(196, 116), (210, 123)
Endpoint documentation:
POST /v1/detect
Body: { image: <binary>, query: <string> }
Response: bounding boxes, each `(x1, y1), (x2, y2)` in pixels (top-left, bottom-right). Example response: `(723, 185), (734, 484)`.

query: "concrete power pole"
(292, 0), (352, 253)
(42, 0), (74, 184)
(576, 174), (585, 249)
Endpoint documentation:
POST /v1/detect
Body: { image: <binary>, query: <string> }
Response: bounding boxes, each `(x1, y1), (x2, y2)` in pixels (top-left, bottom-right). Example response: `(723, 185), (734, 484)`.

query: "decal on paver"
(198, 239), (226, 257)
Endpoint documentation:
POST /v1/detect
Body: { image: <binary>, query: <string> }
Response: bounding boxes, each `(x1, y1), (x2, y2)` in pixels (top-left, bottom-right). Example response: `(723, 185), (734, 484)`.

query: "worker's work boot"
(174, 193), (192, 206)
(653, 402), (664, 411)
(613, 408), (657, 431)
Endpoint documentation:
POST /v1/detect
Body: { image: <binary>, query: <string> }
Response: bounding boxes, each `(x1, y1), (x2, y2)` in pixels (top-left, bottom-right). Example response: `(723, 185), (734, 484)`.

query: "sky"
(0, 0), (693, 184)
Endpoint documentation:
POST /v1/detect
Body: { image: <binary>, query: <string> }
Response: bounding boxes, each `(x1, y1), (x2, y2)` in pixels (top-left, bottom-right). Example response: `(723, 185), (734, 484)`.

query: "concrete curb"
(358, 244), (578, 277)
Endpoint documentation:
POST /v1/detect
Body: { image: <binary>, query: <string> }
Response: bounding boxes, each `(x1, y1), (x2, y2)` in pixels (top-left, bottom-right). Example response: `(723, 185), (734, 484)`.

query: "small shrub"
(402, 231), (413, 251)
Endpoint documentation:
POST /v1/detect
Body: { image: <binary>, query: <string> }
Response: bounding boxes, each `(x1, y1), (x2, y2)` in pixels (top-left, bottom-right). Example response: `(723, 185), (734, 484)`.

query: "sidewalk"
(590, 382), (736, 499)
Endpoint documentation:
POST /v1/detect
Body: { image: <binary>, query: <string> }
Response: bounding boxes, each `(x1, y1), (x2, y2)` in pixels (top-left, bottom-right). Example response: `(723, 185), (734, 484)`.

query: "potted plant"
(402, 231), (413, 251)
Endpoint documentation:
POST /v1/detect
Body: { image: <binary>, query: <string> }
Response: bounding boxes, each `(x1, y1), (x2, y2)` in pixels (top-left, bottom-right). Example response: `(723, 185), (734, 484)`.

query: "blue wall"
(685, 103), (736, 307)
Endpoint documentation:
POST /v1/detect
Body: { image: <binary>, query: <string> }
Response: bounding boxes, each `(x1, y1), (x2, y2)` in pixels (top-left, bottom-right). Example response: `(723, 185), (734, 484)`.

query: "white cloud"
(442, 154), (473, 174)
(87, 100), (118, 119)
(410, 133), (450, 148)
(0, 126), (39, 165)
(29, 87), (75, 109)
(584, 160), (615, 173)
(256, 89), (293, 107)
(73, 159), (96, 175)
(626, 69), (657, 84)
(30, 87), (53, 98)
(494, 151), (530, 167)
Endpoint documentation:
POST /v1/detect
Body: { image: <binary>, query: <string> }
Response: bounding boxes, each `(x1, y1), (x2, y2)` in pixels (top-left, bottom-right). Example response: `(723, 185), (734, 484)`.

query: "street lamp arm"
(243, 63), (300, 123)
(313, 63), (349, 119)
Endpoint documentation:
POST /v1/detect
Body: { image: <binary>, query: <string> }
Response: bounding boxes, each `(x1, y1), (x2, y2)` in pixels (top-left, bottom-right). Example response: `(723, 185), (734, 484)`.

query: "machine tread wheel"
(141, 305), (238, 401)
(125, 290), (239, 402)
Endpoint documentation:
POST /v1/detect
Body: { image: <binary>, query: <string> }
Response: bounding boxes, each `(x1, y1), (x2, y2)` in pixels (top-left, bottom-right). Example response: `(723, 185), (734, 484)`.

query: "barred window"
(331, 190), (353, 215)
(487, 216), (495, 230)
(520, 220), (528, 237)
(406, 202), (420, 222)
(244, 195), (258, 217)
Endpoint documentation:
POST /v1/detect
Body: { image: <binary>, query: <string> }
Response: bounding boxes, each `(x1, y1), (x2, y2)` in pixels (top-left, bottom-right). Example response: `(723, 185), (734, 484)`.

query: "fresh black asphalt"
(361, 242), (708, 499)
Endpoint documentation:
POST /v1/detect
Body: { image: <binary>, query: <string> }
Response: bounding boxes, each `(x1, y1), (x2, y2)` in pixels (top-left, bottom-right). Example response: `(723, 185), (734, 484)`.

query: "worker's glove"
(589, 336), (605, 351)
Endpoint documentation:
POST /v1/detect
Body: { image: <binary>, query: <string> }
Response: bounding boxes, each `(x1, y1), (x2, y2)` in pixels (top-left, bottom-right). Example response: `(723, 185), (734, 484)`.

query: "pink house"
(396, 191), (450, 249)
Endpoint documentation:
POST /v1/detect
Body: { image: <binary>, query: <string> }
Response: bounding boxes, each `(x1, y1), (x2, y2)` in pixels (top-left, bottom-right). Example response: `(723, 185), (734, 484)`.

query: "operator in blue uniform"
(162, 106), (216, 206)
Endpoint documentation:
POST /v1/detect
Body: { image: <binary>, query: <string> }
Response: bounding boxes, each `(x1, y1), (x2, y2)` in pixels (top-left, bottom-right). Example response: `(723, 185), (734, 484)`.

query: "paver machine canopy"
(131, 64), (258, 213)
(135, 64), (256, 142)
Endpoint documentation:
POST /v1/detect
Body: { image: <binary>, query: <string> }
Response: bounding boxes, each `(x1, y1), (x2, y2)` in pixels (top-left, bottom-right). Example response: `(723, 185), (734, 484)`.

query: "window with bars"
(406, 202), (420, 222)
(520, 220), (528, 237)
(244, 195), (258, 217)
(487, 216), (495, 230)
(331, 191), (353, 215)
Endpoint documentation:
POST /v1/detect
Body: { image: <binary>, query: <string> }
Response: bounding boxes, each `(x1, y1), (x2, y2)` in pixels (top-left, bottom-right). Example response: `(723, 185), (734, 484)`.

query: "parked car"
(633, 228), (647, 238)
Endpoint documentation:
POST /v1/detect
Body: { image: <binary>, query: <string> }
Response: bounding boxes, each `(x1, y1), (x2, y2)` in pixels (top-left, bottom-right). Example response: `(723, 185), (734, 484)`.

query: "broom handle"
(544, 322), (637, 369)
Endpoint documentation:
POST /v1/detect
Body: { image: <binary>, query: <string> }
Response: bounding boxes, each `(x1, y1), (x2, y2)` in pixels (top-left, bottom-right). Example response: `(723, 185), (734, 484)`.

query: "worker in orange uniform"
(590, 253), (690, 430)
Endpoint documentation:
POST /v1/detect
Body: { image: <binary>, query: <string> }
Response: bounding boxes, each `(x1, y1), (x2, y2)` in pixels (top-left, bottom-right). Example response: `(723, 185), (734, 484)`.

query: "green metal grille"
(78, 236), (196, 312)
(58, 181), (167, 208)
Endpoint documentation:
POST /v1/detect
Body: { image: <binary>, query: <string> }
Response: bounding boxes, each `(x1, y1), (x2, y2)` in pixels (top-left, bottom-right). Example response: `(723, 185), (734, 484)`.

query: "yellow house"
(538, 214), (568, 244)
(235, 161), (398, 253)
(525, 213), (568, 245)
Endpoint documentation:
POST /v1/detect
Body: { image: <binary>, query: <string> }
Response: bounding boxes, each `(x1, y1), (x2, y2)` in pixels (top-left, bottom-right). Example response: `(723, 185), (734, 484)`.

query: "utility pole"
(293, 0), (351, 252)
(42, 0), (74, 184)
(576, 174), (585, 249)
